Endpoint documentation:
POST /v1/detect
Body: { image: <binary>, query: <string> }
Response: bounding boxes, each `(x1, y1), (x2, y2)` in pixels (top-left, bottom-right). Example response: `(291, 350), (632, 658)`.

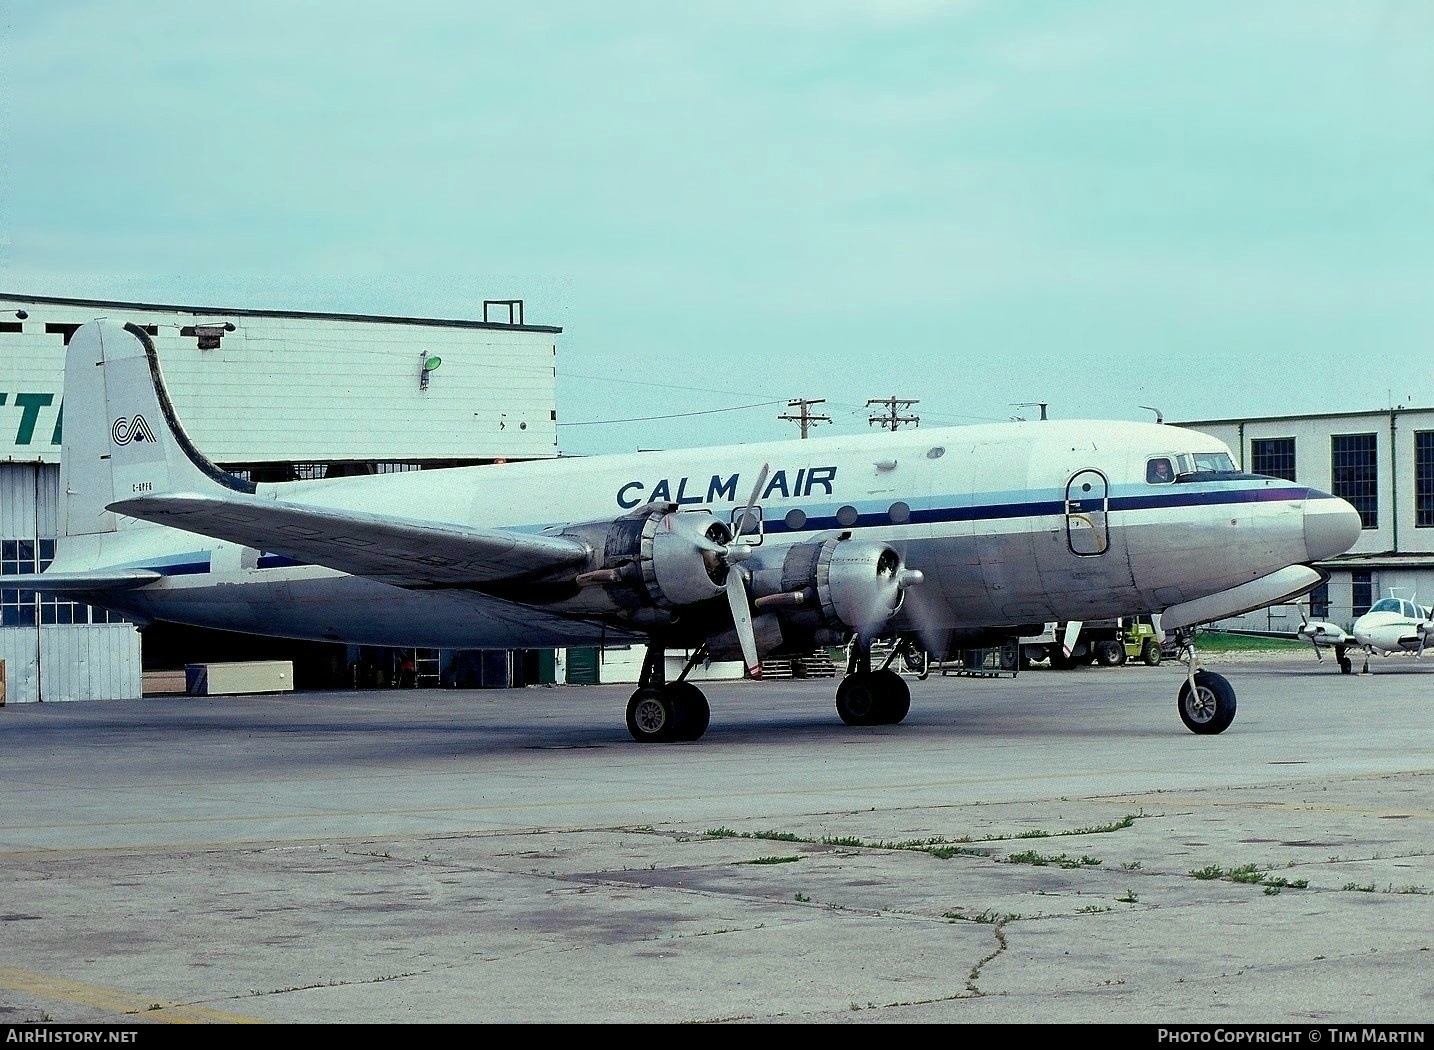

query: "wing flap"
(109, 492), (591, 588)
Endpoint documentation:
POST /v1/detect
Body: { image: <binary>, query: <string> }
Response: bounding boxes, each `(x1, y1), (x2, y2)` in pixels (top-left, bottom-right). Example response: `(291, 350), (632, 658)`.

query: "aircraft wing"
(108, 492), (591, 588)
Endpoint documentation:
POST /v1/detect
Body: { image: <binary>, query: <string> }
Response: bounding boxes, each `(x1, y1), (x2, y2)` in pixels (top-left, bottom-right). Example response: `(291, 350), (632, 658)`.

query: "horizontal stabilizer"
(2, 569), (162, 593)
(109, 492), (591, 588)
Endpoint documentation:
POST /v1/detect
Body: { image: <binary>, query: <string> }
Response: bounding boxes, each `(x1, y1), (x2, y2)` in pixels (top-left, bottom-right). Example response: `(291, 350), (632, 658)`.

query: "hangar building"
(1179, 407), (1434, 632)
(0, 293), (561, 703)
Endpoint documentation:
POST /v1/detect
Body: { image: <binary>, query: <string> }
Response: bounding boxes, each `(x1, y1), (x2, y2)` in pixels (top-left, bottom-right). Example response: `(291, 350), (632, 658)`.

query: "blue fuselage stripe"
(157, 484), (1319, 574)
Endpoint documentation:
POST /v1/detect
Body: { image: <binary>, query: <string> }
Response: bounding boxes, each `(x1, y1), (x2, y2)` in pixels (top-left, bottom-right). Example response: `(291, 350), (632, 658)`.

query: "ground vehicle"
(1020, 616), (1166, 669)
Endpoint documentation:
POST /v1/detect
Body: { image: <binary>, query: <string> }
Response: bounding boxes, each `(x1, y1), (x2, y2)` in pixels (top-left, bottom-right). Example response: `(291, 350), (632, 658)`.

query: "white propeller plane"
(10, 321), (1363, 741)
(1296, 592), (1434, 674)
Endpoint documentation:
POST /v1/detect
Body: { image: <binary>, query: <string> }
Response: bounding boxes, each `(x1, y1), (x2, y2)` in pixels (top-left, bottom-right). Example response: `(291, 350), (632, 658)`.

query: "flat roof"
(1176, 406), (1434, 427)
(0, 292), (562, 334)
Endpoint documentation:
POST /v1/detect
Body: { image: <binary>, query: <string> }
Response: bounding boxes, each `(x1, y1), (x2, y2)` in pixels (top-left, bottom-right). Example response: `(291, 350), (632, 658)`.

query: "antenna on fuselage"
(1140, 405), (1164, 424)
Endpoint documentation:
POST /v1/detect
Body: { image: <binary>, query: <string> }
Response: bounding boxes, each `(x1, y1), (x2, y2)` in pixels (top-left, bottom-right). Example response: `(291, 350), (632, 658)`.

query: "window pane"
(1417, 431), (1434, 529)
(1331, 434), (1378, 529)
(1352, 571), (1373, 617)
(1251, 437), (1296, 482)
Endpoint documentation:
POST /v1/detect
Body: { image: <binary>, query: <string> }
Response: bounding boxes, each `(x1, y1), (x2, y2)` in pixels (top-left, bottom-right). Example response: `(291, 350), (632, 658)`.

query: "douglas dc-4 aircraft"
(12, 321), (1363, 742)
(1296, 592), (1434, 674)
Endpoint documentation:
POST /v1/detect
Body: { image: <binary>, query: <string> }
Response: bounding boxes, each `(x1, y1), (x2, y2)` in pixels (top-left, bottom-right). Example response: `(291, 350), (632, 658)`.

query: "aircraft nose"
(1304, 495), (1362, 561)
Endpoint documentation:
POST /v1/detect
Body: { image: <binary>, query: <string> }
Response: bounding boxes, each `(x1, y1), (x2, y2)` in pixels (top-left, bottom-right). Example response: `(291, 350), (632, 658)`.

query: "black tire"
(902, 647), (927, 676)
(1095, 641), (1124, 667)
(836, 674), (881, 726)
(999, 643), (1020, 671)
(626, 687), (678, 743)
(1338, 656), (1353, 675)
(1142, 640), (1163, 667)
(1177, 670), (1236, 735)
(869, 668), (911, 724)
(665, 681), (711, 741)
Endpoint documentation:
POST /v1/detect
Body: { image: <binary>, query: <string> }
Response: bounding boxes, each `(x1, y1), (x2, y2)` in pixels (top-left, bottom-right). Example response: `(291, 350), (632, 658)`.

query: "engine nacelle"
(746, 536), (922, 643)
(546, 504), (731, 622)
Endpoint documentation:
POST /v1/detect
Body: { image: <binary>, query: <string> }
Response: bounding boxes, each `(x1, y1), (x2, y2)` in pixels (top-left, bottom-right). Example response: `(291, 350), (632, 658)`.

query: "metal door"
(1065, 470), (1110, 556)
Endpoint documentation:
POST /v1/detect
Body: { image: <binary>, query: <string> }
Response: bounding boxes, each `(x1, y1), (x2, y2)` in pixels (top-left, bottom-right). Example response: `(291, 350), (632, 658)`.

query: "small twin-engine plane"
(10, 321), (1362, 741)
(1296, 591), (1434, 674)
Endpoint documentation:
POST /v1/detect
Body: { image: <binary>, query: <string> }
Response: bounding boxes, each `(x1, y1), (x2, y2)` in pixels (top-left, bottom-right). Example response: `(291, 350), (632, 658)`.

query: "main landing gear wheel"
(1177, 670), (1237, 735)
(836, 669), (911, 727)
(626, 682), (713, 743)
(665, 680), (710, 741)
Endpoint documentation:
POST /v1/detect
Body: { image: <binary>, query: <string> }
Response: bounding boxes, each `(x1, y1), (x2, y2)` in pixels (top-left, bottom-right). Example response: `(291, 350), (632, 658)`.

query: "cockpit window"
(1146, 458), (1175, 484)
(1369, 598), (1402, 614)
(1191, 452), (1237, 474)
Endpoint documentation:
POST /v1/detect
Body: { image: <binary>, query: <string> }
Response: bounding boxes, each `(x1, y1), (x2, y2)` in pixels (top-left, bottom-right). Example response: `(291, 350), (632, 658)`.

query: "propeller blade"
(894, 574), (948, 660)
(725, 568), (762, 679)
(731, 463), (771, 543)
(1061, 620), (1083, 660)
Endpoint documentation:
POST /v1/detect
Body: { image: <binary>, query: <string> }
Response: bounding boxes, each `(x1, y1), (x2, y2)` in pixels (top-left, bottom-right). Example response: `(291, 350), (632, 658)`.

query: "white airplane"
(1296, 592), (1434, 674)
(10, 320), (1363, 741)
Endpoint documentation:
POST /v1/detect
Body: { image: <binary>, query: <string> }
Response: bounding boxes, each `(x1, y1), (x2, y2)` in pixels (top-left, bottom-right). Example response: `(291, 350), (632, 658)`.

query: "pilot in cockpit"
(1147, 458), (1174, 484)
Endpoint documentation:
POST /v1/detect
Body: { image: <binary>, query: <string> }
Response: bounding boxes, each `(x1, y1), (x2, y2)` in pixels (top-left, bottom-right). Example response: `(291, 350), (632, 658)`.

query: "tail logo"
(112, 414), (157, 445)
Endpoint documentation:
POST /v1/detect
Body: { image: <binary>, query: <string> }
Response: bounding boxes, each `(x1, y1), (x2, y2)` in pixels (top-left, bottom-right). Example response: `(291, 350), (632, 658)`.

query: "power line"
(556, 399), (787, 426)
(777, 398), (831, 439)
(866, 396), (920, 431)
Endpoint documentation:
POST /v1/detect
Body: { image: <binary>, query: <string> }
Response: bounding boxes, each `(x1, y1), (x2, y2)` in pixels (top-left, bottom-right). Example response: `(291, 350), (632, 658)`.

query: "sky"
(1, 1), (1431, 456)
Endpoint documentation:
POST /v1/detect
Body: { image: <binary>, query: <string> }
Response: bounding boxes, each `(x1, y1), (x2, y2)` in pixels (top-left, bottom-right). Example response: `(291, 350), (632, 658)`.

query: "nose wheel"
(1177, 669), (1237, 734)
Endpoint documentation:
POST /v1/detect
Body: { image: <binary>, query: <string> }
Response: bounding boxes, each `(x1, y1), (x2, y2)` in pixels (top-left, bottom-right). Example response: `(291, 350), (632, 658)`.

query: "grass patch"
(1196, 631), (1312, 653)
(1188, 863), (1308, 889)
(743, 855), (800, 865)
(704, 816), (1144, 863)
(1006, 851), (1102, 869)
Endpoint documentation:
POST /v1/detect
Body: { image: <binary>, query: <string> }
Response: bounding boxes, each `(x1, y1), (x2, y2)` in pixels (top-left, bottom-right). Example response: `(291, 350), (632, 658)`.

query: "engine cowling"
(745, 536), (922, 644)
(542, 504), (734, 624)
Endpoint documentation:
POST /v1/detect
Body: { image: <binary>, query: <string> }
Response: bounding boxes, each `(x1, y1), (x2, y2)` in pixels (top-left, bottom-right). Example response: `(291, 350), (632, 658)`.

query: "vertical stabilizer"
(58, 321), (254, 539)
(58, 322), (120, 537)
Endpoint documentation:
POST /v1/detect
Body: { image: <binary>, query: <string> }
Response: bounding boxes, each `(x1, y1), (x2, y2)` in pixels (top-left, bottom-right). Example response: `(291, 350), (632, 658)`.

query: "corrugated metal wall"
(0, 464), (141, 703)
(1, 462), (37, 536)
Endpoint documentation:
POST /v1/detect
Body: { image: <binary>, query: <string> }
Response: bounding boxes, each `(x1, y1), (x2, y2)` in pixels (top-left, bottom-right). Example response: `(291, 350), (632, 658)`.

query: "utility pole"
(778, 398), (831, 439)
(867, 396), (919, 431)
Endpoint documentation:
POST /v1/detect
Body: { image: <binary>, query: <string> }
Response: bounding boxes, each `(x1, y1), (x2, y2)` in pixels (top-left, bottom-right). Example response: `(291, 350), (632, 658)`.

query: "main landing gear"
(1171, 629), (1237, 735)
(626, 645), (712, 743)
(1334, 644), (1354, 675)
(835, 637), (912, 727)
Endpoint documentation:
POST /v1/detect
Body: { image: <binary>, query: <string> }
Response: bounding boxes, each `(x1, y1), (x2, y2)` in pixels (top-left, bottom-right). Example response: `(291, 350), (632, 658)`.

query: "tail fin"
(60, 321), (253, 538)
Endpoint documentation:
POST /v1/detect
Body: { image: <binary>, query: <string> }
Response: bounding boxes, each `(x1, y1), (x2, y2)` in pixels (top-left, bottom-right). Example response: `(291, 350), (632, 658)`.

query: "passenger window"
(1146, 458), (1174, 484)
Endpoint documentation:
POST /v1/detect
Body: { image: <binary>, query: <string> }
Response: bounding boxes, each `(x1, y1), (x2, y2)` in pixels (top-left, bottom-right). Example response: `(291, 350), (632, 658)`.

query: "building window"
(1308, 580), (1330, 621)
(1331, 434), (1378, 529)
(0, 538), (123, 626)
(36, 540), (90, 625)
(1416, 431), (1434, 529)
(1250, 437), (1296, 481)
(1352, 571), (1373, 618)
(2, 539), (37, 627)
